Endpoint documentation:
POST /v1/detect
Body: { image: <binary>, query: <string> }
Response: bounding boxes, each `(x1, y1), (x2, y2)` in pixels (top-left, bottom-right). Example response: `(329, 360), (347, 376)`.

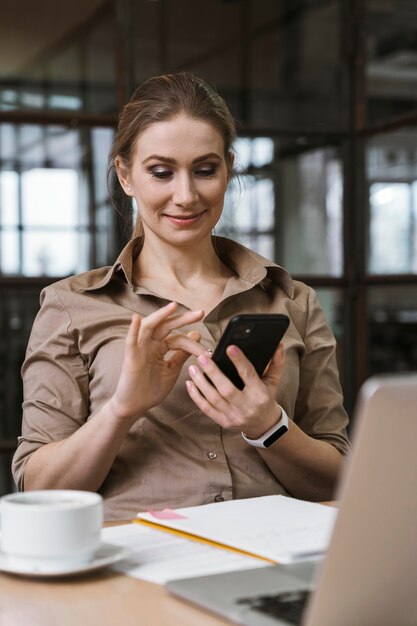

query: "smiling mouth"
(164, 212), (205, 221)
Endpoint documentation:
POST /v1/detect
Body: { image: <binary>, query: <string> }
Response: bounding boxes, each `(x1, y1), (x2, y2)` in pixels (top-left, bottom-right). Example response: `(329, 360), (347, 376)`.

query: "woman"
(12, 72), (350, 520)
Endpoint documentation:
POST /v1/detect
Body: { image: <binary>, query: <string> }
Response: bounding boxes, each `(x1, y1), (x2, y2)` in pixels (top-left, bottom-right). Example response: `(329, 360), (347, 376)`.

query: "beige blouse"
(12, 236), (350, 520)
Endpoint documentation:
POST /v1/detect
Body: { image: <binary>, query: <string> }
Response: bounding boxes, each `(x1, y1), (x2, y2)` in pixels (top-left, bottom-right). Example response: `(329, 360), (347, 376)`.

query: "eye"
(195, 164), (218, 178)
(149, 167), (173, 180)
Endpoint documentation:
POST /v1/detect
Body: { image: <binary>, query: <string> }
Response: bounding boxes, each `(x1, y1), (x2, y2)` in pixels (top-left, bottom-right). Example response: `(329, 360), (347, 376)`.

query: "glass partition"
(366, 128), (417, 274)
(0, 124), (116, 276)
(219, 136), (344, 275)
(315, 288), (346, 390)
(278, 142), (343, 275)
(365, 0), (417, 124)
(0, 2), (117, 115)
(132, 0), (346, 132)
(220, 137), (275, 260)
(367, 285), (417, 375)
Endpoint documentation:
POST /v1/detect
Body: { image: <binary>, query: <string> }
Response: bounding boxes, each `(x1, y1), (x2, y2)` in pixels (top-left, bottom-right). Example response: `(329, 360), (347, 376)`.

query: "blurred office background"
(1, 0), (416, 494)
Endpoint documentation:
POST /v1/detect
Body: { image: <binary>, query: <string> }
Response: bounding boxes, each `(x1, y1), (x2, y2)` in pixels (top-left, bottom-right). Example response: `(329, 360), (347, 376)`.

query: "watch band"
(241, 406), (289, 448)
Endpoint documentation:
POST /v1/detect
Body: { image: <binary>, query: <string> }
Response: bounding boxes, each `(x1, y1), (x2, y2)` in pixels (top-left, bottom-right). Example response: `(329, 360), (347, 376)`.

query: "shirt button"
(207, 451), (217, 460)
(214, 495), (224, 502)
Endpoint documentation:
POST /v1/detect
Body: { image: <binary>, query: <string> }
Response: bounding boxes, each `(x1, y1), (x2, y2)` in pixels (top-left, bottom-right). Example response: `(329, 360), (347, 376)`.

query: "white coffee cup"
(0, 490), (103, 572)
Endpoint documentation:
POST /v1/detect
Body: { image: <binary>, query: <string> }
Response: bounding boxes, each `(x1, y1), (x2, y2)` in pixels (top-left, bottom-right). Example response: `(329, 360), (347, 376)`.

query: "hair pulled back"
(107, 71), (237, 237)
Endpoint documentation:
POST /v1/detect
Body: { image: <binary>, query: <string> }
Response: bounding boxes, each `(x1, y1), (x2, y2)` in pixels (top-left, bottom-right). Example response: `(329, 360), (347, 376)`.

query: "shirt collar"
(80, 238), (140, 292)
(81, 235), (294, 298)
(213, 236), (294, 297)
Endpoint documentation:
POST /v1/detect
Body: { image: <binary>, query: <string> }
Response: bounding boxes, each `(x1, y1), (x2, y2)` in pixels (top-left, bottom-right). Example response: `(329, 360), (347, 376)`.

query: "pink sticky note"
(148, 508), (187, 520)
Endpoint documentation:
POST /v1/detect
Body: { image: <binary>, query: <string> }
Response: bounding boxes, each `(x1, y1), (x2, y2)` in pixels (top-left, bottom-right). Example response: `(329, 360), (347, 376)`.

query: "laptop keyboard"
(236, 589), (310, 625)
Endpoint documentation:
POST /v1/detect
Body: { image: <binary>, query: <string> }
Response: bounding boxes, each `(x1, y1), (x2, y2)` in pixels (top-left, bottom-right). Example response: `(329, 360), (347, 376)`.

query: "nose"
(172, 172), (198, 208)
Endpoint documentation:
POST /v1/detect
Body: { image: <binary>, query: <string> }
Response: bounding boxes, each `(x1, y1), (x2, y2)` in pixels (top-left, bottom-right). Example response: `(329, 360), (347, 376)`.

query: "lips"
(164, 212), (203, 220)
(162, 210), (208, 227)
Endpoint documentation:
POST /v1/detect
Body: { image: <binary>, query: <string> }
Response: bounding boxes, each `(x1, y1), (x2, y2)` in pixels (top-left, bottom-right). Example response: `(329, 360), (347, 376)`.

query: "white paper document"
(102, 523), (267, 585)
(136, 495), (338, 564)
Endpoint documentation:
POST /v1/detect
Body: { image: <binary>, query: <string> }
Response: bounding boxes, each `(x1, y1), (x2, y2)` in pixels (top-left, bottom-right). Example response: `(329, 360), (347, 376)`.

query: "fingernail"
(198, 354), (209, 366)
(189, 365), (198, 376)
(228, 345), (239, 356)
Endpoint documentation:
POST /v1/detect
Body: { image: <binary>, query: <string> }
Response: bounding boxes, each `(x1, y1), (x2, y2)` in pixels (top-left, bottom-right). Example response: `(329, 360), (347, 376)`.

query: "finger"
(187, 363), (232, 409)
(195, 352), (240, 400)
(223, 344), (261, 388)
(186, 376), (248, 430)
(185, 380), (228, 427)
(138, 301), (179, 338)
(199, 345), (261, 392)
(163, 330), (204, 370)
(125, 313), (142, 347)
(166, 333), (206, 358)
(262, 343), (286, 385)
(152, 308), (204, 340)
(167, 347), (195, 371)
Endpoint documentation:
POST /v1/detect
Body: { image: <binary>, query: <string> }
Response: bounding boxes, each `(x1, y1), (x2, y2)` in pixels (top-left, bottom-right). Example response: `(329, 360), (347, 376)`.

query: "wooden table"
(1, 505), (336, 625)
(0, 521), (232, 626)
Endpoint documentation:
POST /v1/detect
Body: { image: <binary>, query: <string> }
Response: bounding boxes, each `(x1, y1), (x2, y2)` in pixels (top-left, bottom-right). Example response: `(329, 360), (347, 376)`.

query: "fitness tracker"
(241, 406), (289, 448)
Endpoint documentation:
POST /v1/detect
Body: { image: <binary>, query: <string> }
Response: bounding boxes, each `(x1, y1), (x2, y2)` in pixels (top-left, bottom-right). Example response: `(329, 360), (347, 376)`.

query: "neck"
(135, 234), (224, 287)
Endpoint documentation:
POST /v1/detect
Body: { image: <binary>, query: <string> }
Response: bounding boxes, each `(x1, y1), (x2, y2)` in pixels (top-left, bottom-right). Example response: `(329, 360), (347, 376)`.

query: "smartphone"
(210, 313), (289, 390)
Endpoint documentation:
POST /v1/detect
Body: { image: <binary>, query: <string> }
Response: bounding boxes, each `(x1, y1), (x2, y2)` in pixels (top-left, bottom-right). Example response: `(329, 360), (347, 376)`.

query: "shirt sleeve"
(12, 285), (89, 490)
(293, 287), (350, 455)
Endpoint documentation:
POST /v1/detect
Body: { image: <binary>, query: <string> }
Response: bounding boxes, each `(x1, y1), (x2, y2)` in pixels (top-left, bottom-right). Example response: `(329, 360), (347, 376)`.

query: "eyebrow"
(142, 152), (222, 165)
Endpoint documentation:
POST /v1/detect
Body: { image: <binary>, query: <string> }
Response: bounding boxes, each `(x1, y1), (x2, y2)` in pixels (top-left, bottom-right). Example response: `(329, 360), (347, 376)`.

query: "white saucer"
(0, 543), (129, 578)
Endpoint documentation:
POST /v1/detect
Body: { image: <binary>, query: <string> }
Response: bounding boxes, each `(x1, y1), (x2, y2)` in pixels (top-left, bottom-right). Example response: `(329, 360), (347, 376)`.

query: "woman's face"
(116, 113), (231, 248)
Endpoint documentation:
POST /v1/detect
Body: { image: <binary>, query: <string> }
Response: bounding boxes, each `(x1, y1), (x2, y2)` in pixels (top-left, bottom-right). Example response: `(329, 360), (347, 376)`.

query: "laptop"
(166, 373), (417, 626)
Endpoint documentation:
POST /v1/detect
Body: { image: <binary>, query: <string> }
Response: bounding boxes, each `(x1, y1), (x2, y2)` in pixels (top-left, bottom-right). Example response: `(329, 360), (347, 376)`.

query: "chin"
(164, 229), (212, 248)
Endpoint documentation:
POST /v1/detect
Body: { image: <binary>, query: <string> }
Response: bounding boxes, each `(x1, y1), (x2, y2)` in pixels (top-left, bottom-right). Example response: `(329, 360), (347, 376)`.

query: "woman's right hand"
(109, 301), (205, 421)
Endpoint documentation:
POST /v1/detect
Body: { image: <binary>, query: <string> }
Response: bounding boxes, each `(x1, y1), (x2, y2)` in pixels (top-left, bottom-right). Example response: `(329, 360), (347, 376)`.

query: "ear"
(115, 156), (133, 196)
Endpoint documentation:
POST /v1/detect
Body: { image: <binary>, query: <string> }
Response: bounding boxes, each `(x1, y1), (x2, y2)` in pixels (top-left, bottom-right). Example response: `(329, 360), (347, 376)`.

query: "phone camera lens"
(232, 323), (254, 340)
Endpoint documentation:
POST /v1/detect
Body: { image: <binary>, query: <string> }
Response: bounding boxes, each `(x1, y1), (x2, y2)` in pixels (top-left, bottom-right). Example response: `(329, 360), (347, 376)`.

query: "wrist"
(106, 397), (141, 426)
(241, 404), (283, 440)
(241, 406), (289, 449)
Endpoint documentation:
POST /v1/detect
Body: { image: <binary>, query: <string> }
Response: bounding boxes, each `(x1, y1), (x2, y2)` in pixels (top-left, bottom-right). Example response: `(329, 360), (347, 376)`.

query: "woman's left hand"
(185, 343), (286, 438)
